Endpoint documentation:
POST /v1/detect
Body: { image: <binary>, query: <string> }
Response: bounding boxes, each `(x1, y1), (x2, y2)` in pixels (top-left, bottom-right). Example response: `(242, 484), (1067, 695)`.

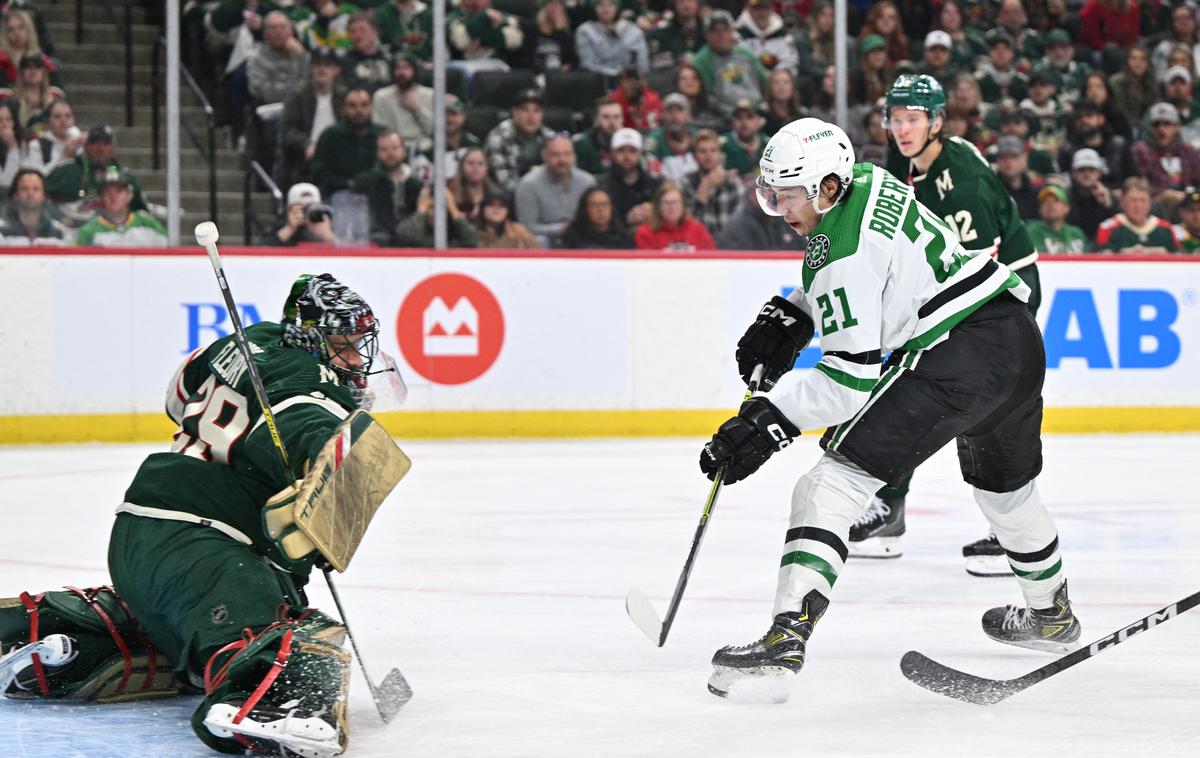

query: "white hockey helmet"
(756, 118), (855, 217)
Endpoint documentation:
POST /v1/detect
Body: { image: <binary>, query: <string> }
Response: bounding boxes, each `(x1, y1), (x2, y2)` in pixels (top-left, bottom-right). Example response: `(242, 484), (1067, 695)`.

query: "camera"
(305, 203), (333, 223)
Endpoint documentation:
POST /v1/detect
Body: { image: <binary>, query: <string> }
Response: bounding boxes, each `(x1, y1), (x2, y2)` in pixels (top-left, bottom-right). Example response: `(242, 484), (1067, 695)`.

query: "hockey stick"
(195, 222), (412, 721)
(626, 364), (765, 647)
(901, 589), (1200, 705)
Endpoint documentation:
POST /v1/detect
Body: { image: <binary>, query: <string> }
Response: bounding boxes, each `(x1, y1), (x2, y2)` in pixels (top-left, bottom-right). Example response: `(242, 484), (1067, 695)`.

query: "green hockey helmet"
(884, 74), (946, 122)
(281, 273), (379, 394)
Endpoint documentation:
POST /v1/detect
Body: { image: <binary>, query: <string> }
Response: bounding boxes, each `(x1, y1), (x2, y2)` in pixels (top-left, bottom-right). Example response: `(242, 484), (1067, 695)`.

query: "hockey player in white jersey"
(699, 118), (1080, 701)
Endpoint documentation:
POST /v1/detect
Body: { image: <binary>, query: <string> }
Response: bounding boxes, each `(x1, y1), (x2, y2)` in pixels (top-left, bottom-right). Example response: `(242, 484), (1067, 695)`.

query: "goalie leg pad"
(193, 615), (350, 757)
(0, 587), (177, 702)
(773, 454), (883, 617)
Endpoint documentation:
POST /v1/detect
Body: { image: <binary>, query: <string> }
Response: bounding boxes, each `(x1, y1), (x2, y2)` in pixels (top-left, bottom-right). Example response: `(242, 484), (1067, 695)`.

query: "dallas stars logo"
(806, 234), (831, 269)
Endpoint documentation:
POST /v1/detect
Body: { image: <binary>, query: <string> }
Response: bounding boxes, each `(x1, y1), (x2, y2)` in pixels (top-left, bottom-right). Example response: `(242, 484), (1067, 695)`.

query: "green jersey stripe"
(816, 363), (877, 392)
(1011, 558), (1063, 581)
(780, 550), (840, 586)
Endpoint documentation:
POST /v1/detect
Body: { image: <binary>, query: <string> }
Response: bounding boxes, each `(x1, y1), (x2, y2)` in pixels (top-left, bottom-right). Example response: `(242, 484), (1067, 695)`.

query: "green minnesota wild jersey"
(119, 322), (357, 574)
(885, 136), (1037, 271)
(763, 163), (1028, 432)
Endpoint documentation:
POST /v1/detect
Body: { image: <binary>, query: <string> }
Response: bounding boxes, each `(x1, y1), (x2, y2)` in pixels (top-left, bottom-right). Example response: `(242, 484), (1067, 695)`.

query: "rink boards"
(1, 247), (1198, 442)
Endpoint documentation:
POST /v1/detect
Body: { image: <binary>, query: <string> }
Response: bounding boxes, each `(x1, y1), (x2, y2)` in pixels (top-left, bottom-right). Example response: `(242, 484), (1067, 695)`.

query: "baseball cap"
(663, 92), (690, 111)
(611, 127), (643, 151)
(287, 182), (322, 206)
(1183, 186), (1200, 208)
(445, 94), (465, 113)
(996, 135), (1025, 157)
(924, 30), (952, 50)
(1045, 28), (1072, 48)
(87, 125), (114, 143)
(859, 34), (886, 55)
(1148, 101), (1181, 125)
(1038, 185), (1068, 203)
(707, 9), (735, 29)
(984, 28), (1015, 48)
(310, 46), (339, 65)
(1162, 65), (1192, 85)
(99, 166), (132, 189)
(1071, 148), (1107, 172)
(732, 97), (764, 117)
(514, 87), (543, 106)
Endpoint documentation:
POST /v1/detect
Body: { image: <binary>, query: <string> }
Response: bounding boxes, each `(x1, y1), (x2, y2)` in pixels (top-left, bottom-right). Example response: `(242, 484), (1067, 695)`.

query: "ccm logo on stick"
(1087, 604), (1178, 655)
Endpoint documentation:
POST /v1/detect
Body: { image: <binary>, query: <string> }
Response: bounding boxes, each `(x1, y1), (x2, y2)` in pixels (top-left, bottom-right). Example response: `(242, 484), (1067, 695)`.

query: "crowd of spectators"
(11, 0), (1200, 252)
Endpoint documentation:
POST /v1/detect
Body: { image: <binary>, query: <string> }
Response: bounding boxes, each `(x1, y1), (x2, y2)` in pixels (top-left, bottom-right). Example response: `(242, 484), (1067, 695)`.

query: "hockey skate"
(0, 634), (77, 693)
(204, 701), (343, 758)
(962, 533), (1012, 577)
(708, 591), (829, 704)
(848, 496), (905, 559)
(982, 580), (1081, 653)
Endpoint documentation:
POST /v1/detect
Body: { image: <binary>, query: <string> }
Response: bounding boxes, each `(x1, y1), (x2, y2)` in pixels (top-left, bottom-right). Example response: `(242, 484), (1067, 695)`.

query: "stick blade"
(900, 651), (1021, 705)
(371, 668), (413, 722)
(625, 587), (665, 647)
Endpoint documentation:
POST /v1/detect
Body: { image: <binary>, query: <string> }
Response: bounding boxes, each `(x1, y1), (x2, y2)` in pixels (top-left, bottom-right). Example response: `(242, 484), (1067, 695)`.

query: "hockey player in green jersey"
(844, 74), (1044, 574)
(701, 118), (1079, 701)
(0, 274), (387, 757)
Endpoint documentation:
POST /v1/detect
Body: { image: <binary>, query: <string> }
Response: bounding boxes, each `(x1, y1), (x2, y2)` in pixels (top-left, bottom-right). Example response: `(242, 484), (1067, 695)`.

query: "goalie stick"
(901, 588), (1200, 705)
(626, 364), (765, 647)
(195, 221), (412, 721)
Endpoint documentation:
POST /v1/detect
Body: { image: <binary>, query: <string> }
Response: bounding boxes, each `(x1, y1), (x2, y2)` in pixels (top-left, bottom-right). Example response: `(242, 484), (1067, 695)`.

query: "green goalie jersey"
(763, 163), (1028, 432)
(885, 136), (1037, 272)
(119, 322), (357, 574)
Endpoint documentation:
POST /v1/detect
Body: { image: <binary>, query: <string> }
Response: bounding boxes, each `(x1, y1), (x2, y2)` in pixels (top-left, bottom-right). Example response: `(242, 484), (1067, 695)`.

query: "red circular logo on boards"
(396, 273), (504, 385)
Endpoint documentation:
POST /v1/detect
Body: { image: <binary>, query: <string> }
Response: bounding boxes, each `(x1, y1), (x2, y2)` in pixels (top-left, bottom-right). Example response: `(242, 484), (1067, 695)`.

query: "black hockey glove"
(735, 296), (815, 388)
(699, 397), (800, 485)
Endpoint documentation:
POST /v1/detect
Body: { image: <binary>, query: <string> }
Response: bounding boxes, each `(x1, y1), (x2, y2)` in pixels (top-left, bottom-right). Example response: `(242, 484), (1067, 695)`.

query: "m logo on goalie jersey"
(806, 234), (830, 269)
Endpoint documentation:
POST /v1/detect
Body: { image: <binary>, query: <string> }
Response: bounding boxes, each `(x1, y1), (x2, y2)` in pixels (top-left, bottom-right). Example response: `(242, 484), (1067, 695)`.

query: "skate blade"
(988, 634), (1082, 654)
(707, 665), (791, 704)
(965, 555), (1011, 577)
(848, 536), (903, 559)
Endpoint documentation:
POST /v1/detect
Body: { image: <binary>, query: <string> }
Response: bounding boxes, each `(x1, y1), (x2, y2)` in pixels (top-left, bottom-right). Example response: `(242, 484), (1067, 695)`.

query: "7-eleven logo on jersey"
(398, 273), (504, 385)
(423, 296), (479, 356)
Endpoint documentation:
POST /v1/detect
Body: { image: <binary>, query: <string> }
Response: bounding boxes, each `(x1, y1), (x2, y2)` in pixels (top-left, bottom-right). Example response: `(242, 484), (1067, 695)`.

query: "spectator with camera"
(350, 130), (424, 246)
(261, 182), (337, 246)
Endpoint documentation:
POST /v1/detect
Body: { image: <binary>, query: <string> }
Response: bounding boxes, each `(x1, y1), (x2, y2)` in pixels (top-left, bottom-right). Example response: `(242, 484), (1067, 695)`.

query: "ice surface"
(2, 435), (1198, 757)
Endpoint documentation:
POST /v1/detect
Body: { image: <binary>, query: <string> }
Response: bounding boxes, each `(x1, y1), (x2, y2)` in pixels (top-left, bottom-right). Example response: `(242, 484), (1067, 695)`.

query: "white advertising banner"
(1, 251), (1197, 429)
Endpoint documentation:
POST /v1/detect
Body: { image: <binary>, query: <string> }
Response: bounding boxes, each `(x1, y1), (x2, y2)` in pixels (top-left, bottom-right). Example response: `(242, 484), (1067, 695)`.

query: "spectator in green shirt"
(1026, 185), (1088, 254)
(721, 98), (766, 176)
(1172, 186), (1200, 253)
(1094, 177), (1179, 253)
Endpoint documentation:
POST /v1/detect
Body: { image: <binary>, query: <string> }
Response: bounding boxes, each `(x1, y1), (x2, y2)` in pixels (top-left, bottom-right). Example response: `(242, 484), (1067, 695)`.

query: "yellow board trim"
(1, 407), (1199, 444)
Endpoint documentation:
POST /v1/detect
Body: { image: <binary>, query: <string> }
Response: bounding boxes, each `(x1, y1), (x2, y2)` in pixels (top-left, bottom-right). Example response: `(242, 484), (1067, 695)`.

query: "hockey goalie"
(0, 274), (409, 757)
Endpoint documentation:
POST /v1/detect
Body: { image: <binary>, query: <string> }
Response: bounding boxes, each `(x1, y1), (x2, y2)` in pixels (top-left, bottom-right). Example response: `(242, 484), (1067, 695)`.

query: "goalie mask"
(282, 274), (380, 402)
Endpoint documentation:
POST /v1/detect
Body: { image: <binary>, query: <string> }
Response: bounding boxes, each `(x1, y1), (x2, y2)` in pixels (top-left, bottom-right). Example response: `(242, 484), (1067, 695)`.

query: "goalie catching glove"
(736, 295), (815, 388)
(700, 397), (799, 485)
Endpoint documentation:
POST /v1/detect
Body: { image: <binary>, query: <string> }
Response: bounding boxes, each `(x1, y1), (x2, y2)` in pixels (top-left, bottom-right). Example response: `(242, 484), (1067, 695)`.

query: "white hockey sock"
(773, 454), (883, 616)
(974, 481), (1065, 609)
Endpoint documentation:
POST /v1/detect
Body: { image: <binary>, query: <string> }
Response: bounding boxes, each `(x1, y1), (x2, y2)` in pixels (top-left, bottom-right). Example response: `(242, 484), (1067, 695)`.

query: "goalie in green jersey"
(0, 274), (394, 758)
(843, 74), (1044, 575)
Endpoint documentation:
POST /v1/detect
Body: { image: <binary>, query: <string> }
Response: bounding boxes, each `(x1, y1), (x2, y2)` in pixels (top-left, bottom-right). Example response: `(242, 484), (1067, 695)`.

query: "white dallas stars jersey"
(764, 163), (1029, 432)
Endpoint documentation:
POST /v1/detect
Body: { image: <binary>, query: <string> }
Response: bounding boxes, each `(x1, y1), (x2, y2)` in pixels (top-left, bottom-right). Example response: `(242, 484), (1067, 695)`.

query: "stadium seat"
(470, 69), (539, 107)
(541, 105), (579, 135)
(491, 0), (538, 19)
(464, 105), (503, 142)
(543, 70), (608, 112)
(645, 68), (678, 97)
(416, 67), (465, 99)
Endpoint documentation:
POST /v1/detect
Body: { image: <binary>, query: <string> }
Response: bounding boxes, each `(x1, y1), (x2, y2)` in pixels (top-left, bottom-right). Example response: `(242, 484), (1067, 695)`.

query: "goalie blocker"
(265, 409), (412, 572)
